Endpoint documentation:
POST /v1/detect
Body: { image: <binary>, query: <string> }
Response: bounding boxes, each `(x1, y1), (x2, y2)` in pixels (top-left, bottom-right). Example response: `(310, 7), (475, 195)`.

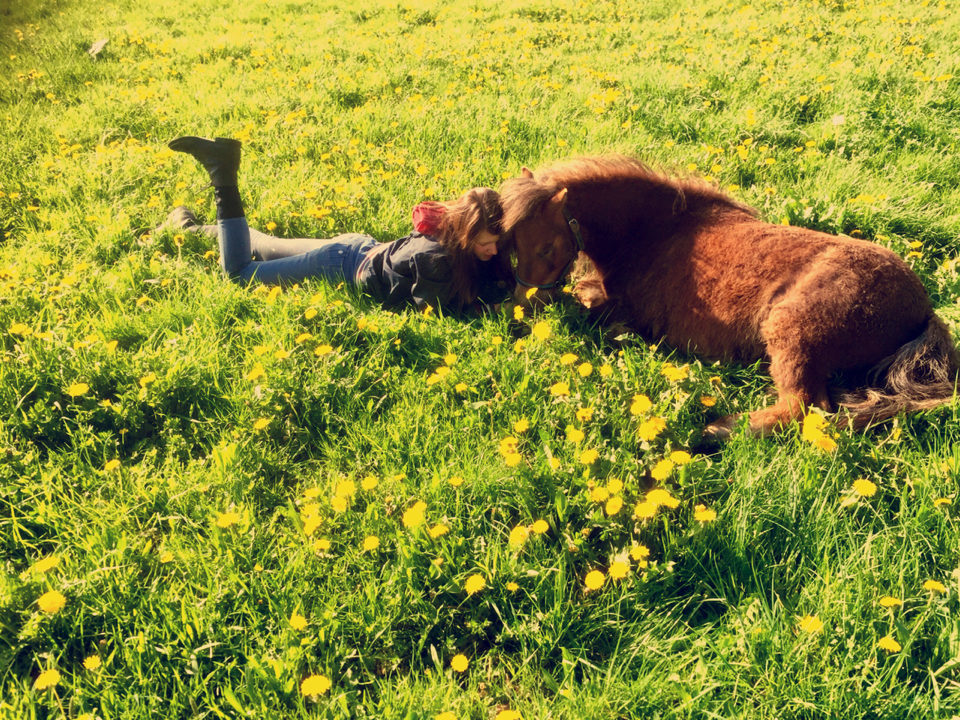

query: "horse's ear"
(521, 167), (534, 179)
(550, 188), (568, 207)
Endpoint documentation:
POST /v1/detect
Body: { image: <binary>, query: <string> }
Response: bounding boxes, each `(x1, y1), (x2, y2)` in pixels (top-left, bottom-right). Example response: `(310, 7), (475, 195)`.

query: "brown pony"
(500, 156), (959, 437)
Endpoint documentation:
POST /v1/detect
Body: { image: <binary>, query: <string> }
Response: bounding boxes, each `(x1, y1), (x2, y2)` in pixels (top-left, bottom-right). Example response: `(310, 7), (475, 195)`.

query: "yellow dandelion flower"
(443, 353), (457, 366)
(448, 476), (465, 488)
(638, 417), (667, 441)
(530, 519), (549, 535)
(531, 321), (551, 341)
(629, 394), (652, 415)
(509, 524), (529, 548)
(559, 353), (578, 365)
(362, 535), (380, 552)
(647, 488), (680, 509)
(797, 615), (823, 634)
(650, 459), (675, 481)
(814, 433), (838, 452)
(550, 381), (570, 396)
(609, 561), (630, 580)
(513, 418), (530, 434)
(37, 590), (66, 614)
(245, 364), (265, 382)
(694, 504), (717, 522)
(300, 673), (332, 697)
(215, 511), (241, 528)
(103, 459), (121, 472)
(330, 495), (348, 513)
(566, 425), (585, 443)
(605, 496), (624, 516)
(455, 382), (468, 393)
(450, 653), (469, 673)
(295, 332), (314, 344)
(879, 596), (902, 608)
(66, 382), (90, 397)
(877, 635), (901, 653)
(506, 581), (520, 592)
(83, 655), (102, 671)
(633, 501), (657, 520)
(590, 486), (610, 503)
(630, 544), (650, 561)
(313, 538), (332, 553)
(579, 448), (599, 465)
(31, 555), (60, 574)
(578, 362), (593, 377)
(9, 322), (33, 336)
(34, 669), (60, 690)
(607, 478), (623, 494)
(495, 711), (522, 721)
(802, 412), (827, 432)
(429, 523), (450, 539)
(465, 573), (486, 595)
(314, 344), (334, 356)
(402, 501), (427, 529)
(669, 450), (692, 465)
(361, 476), (378, 491)
(576, 406), (594, 422)
(923, 579), (947, 594)
(159, 551), (174, 563)
(290, 612), (308, 631)
(503, 452), (522, 467)
(852, 479), (877, 497)
(661, 363), (689, 382)
(253, 418), (270, 431)
(513, 305), (525, 321)
(334, 480), (356, 498)
(600, 364), (614, 377)
(700, 395), (717, 407)
(933, 497), (951, 508)
(584, 569), (605, 591)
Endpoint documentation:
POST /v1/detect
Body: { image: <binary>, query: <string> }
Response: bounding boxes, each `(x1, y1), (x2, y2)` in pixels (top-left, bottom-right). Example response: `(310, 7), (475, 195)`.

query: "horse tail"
(838, 314), (960, 430)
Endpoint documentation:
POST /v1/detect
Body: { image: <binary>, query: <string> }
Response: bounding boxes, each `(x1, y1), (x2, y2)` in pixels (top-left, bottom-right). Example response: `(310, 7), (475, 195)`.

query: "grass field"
(2, 0), (960, 717)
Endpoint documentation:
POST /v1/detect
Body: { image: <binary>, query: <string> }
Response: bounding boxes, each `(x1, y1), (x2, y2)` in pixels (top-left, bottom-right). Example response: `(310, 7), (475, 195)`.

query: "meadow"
(2, 0), (960, 717)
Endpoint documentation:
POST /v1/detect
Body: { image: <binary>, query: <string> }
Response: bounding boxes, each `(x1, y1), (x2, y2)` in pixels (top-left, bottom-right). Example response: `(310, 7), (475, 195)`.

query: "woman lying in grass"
(163, 136), (513, 313)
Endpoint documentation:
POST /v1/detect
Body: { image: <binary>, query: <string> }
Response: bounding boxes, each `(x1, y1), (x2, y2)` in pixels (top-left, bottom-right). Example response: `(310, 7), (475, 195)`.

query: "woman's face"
(471, 230), (500, 261)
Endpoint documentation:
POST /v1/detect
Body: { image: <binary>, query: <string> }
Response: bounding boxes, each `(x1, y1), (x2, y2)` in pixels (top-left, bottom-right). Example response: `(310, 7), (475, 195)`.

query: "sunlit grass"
(2, 0), (960, 718)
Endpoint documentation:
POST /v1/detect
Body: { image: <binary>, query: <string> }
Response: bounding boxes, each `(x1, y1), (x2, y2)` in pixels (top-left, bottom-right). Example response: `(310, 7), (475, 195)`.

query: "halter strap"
(514, 208), (585, 290)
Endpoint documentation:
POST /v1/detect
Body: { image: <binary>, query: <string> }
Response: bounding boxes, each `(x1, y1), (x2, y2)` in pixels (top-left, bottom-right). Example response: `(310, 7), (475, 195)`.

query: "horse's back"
(617, 216), (932, 365)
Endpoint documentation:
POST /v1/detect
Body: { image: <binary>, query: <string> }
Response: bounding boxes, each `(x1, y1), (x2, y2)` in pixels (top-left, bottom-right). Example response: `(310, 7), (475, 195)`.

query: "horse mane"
(500, 154), (757, 232)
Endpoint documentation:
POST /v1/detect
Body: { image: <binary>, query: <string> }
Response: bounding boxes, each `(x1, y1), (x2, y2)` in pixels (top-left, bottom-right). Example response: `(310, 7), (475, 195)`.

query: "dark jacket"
(357, 233), (509, 312)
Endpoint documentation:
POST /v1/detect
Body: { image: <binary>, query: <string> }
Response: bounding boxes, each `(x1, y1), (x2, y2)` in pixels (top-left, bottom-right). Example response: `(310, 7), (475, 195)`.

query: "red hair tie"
(412, 201), (446, 235)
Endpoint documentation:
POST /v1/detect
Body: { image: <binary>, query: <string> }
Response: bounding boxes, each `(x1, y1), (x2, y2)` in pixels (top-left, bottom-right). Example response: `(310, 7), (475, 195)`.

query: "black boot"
(169, 136), (244, 220)
(168, 136), (241, 187)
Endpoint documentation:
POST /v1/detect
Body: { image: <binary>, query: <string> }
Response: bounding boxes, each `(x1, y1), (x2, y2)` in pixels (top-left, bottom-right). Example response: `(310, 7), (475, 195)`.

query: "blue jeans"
(218, 217), (377, 285)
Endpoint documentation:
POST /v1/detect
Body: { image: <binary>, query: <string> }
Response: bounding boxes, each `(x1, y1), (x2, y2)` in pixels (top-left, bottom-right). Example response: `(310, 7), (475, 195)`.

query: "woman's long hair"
(431, 187), (513, 309)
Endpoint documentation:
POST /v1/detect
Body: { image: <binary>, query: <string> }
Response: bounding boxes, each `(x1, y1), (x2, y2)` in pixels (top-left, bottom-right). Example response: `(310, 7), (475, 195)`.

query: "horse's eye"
(537, 247), (552, 259)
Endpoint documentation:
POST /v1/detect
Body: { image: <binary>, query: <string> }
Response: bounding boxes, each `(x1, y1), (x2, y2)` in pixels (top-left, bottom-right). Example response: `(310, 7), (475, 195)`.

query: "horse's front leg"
(705, 307), (833, 438)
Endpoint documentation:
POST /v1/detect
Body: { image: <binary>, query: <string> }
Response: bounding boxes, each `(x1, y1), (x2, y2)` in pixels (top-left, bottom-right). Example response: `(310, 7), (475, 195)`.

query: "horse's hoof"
(703, 415), (739, 440)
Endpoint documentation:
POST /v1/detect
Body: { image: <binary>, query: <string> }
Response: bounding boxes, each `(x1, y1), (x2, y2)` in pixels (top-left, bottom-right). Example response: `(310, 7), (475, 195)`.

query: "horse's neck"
(573, 179), (688, 266)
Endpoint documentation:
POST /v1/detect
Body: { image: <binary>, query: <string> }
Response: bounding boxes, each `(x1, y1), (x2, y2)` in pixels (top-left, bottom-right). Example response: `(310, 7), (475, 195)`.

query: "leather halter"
(514, 208), (585, 290)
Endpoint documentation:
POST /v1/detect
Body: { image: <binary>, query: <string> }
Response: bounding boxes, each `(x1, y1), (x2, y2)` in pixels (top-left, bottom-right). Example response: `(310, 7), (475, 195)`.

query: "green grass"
(3, 0), (960, 717)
